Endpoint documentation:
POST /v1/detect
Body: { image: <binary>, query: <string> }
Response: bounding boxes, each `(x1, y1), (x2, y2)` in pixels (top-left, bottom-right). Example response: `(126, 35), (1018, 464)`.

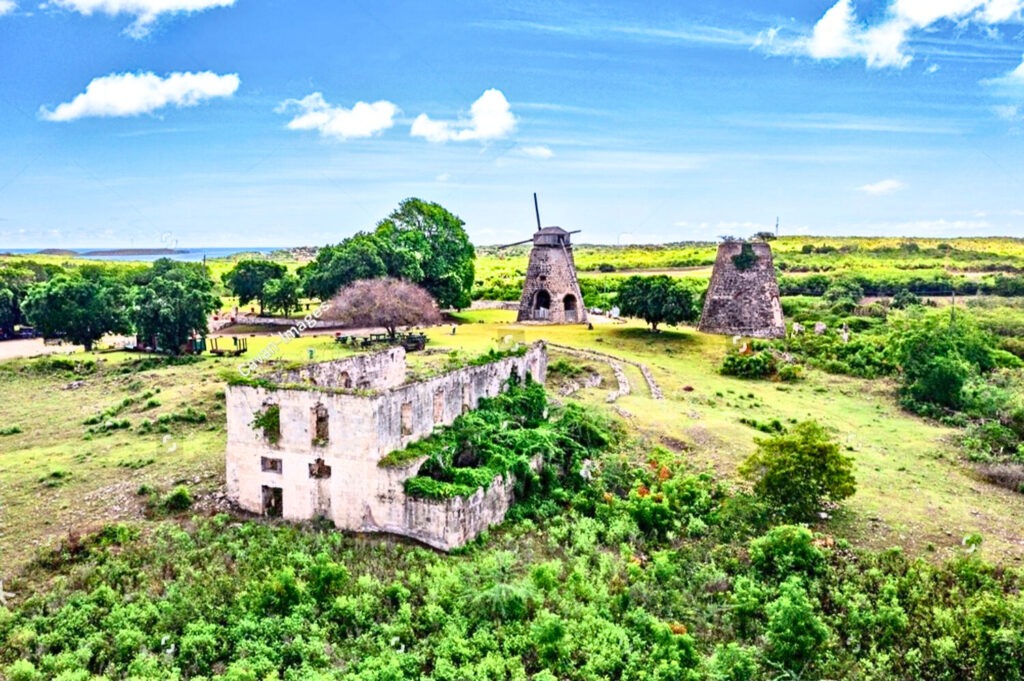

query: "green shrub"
(739, 421), (856, 521)
(721, 350), (776, 379)
(764, 577), (830, 674)
(163, 485), (193, 512)
(750, 525), (824, 577)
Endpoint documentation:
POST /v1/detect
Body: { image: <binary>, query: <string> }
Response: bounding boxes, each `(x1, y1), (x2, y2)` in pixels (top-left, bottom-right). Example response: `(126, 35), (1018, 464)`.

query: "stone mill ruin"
(698, 240), (785, 338)
(513, 195), (588, 324)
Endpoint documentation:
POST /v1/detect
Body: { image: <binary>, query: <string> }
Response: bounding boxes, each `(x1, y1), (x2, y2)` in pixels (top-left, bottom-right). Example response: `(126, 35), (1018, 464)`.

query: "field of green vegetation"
(3, 236), (1024, 679)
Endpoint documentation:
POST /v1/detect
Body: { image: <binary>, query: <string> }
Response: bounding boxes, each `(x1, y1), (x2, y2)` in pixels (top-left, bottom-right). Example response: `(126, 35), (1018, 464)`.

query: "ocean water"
(1, 247), (286, 263)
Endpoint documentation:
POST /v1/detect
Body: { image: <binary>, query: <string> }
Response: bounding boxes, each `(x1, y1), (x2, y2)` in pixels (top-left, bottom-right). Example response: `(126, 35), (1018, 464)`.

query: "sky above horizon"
(3, 0), (1024, 248)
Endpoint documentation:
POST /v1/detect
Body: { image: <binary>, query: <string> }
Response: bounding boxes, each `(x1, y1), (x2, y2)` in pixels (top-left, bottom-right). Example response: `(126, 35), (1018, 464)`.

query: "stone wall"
(270, 346), (406, 391)
(517, 245), (588, 324)
(225, 343), (548, 549)
(698, 241), (785, 338)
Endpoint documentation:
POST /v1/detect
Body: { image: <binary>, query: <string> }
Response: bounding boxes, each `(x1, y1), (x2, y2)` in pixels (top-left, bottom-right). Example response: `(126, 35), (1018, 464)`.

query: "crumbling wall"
(225, 343), (548, 548)
(270, 346), (406, 390)
(698, 241), (785, 339)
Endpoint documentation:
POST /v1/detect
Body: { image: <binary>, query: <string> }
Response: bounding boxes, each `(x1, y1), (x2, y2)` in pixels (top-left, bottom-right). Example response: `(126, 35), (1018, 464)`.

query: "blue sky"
(2, 0), (1024, 247)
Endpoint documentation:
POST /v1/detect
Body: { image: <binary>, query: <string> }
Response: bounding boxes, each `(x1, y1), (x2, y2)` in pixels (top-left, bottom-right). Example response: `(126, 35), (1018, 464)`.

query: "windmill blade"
(495, 238), (534, 250)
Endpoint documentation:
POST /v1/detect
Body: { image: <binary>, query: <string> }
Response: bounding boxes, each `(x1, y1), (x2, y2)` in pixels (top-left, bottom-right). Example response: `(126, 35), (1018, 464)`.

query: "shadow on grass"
(604, 326), (701, 346)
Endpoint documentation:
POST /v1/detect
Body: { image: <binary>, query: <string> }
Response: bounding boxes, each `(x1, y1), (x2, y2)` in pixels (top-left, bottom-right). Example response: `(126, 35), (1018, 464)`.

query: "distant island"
(80, 248), (190, 256)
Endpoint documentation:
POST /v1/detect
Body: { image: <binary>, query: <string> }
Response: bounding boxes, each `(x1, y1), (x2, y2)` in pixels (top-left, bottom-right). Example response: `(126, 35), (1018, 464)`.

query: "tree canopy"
(222, 260), (287, 315)
(132, 259), (219, 354)
(615, 275), (699, 331)
(22, 272), (130, 350)
(323, 278), (441, 338)
(299, 198), (475, 308)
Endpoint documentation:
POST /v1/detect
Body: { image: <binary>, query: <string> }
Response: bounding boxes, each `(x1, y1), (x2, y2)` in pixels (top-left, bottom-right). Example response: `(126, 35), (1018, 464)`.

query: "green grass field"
(5, 305), (1024, 583)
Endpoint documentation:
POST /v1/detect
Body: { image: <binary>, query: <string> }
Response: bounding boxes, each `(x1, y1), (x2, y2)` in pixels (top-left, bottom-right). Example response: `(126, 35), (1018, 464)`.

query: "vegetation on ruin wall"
(4, 445), (1024, 680)
(382, 378), (619, 500)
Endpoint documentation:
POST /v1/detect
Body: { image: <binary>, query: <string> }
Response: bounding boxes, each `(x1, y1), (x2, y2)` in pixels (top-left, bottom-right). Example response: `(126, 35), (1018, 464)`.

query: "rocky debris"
(558, 371), (603, 397)
(62, 380), (86, 390)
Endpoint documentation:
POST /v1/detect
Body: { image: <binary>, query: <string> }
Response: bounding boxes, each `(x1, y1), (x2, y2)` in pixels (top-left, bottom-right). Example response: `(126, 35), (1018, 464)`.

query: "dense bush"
(739, 421), (856, 521)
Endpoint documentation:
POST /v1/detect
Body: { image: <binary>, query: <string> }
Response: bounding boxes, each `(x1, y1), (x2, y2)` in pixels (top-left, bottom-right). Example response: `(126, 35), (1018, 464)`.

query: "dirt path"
(0, 339), (80, 361)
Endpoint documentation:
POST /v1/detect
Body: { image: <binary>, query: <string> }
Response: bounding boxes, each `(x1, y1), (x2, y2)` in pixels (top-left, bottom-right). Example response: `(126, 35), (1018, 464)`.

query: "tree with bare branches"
(323, 278), (442, 338)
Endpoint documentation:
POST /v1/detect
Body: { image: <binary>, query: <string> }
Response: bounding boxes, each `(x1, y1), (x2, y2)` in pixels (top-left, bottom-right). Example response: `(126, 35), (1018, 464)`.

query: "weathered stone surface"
(225, 343), (548, 550)
(517, 227), (588, 324)
(698, 241), (785, 339)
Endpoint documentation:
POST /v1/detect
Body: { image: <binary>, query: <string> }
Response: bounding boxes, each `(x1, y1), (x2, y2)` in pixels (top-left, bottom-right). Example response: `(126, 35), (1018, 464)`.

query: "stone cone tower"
(516, 227), (587, 324)
(698, 241), (785, 338)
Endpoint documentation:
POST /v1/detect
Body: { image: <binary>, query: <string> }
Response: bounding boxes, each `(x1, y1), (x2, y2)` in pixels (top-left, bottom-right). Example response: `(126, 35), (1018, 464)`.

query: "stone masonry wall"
(698, 241), (785, 339)
(225, 343), (548, 549)
(270, 346), (406, 390)
(517, 246), (588, 324)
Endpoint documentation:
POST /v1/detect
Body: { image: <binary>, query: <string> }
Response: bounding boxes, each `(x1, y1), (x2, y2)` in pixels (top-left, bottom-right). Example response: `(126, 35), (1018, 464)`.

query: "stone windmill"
(503, 195), (587, 324)
(698, 239), (785, 338)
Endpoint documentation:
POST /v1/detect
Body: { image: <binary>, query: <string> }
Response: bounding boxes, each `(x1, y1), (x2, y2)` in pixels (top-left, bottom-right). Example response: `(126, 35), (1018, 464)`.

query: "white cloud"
(275, 93), (398, 140)
(0, 1), (16, 16)
(984, 55), (1024, 88)
(769, 0), (1024, 69)
(435, 172), (451, 182)
(51, 0), (236, 38)
(519, 145), (554, 159)
(857, 178), (906, 195)
(994, 103), (1021, 119)
(411, 89), (516, 143)
(926, 63), (940, 74)
(40, 71), (239, 122)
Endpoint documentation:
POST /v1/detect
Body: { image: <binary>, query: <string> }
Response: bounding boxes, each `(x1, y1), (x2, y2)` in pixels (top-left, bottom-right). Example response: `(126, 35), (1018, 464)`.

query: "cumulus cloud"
(40, 71), (239, 122)
(519, 145), (554, 159)
(50, 0), (235, 37)
(276, 93), (398, 140)
(765, 0), (1024, 69)
(411, 89), (516, 143)
(0, 1), (16, 16)
(857, 178), (905, 195)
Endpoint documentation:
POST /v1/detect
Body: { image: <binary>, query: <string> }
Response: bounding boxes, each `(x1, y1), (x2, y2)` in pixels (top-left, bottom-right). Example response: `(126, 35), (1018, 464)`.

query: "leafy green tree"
(376, 198), (475, 309)
(299, 234), (388, 300)
(22, 273), (130, 350)
(263, 273), (301, 316)
(891, 288), (922, 309)
(132, 259), (218, 354)
(300, 199), (475, 308)
(615, 275), (698, 331)
(740, 420), (856, 521)
(222, 260), (287, 315)
(0, 263), (48, 337)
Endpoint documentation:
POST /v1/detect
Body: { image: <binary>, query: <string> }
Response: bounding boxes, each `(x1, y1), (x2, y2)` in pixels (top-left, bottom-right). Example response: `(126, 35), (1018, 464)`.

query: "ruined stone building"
(516, 227), (588, 324)
(225, 343), (548, 550)
(698, 240), (786, 338)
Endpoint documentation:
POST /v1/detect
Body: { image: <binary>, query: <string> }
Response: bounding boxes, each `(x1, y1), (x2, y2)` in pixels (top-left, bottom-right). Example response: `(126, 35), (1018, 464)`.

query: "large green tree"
(132, 259), (219, 354)
(22, 273), (130, 350)
(0, 262), (52, 337)
(264, 273), (301, 316)
(299, 198), (475, 308)
(377, 198), (475, 309)
(615, 275), (698, 331)
(299, 234), (388, 301)
(222, 260), (287, 315)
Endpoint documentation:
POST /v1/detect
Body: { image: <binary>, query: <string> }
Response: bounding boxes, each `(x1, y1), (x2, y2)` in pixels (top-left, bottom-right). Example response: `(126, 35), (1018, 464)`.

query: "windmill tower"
(507, 195), (587, 324)
(698, 240), (785, 338)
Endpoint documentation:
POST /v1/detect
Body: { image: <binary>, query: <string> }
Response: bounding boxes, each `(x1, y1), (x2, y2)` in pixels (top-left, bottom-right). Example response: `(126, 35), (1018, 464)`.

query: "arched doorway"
(563, 294), (578, 322)
(533, 290), (551, 320)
